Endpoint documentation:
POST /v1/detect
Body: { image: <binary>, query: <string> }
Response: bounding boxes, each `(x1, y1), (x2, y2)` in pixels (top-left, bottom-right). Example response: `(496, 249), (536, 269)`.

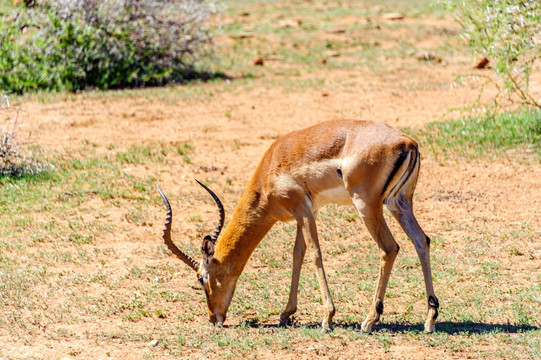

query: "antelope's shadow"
(226, 320), (539, 335)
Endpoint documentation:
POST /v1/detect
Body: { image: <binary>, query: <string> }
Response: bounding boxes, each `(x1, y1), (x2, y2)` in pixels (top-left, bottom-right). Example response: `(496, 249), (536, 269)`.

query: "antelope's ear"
(201, 235), (215, 261)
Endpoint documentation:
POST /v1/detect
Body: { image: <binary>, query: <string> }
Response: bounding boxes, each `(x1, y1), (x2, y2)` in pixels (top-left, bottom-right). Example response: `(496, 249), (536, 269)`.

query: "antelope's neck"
(213, 184), (276, 277)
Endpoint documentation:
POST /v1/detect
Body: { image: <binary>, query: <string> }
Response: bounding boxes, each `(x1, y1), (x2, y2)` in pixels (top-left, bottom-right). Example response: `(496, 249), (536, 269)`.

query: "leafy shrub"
(1, 94), (50, 177)
(0, 0), (220, 93)
(445, 0), (541, 107)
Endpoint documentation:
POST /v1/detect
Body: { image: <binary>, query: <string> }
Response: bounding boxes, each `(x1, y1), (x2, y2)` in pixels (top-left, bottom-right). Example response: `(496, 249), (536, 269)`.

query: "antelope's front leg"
(280, 226), (306, 326)
(295, 213), (335, 332)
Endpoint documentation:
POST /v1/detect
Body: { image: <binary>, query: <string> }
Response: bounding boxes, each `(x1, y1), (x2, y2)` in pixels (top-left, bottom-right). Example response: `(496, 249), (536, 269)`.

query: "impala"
(157, 119), (439, 333)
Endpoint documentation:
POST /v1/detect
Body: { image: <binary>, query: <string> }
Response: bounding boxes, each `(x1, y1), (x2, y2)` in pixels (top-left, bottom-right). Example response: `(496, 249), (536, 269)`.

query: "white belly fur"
(311, 185), (352, 211)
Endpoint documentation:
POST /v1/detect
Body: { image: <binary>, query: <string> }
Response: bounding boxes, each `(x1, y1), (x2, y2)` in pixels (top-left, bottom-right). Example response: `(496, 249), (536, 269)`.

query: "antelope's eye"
(198, 277), (205, 285)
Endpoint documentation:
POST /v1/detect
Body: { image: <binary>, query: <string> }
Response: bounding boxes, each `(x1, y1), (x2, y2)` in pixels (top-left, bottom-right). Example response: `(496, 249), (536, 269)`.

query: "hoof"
(321, 325), (333, 334)
(321, 320), (333, 333)
(360, 320), (373, 334)
(424, 322), (436, 333)
(279, 314), (292, 327)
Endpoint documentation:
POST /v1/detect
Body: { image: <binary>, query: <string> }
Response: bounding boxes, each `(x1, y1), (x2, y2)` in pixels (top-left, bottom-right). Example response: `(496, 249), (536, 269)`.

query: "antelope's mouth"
(209, 313), (226, 325)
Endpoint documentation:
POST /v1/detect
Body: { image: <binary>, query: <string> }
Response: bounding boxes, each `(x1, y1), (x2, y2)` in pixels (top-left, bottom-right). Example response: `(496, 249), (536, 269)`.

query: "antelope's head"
(157, 181), (235, 325)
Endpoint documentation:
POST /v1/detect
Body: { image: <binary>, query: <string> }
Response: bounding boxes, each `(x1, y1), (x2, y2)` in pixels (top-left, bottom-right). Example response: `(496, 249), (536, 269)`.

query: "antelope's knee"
(382, 243), (400, 259)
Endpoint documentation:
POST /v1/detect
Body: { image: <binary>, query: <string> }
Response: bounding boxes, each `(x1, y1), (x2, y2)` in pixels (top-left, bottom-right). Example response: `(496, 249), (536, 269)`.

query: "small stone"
(323, 50), (340, 57)
(278, 19), (302, 28)
(253, 57), (264, 66)
(327, 27), (346, 34)
(148, 339), (159, 347)
(229, 32), (254, 39)
(382, 13), (404, 21)
(416, 52), (442, 63)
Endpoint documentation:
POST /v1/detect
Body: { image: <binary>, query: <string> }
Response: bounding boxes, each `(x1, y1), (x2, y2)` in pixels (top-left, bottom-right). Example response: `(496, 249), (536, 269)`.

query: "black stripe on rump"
(381, 148), (409, 196)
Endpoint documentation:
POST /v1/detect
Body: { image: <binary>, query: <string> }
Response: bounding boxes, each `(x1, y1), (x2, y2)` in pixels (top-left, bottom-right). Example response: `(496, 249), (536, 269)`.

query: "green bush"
(0, 0), (220, 93)
(445, 0), (541, 108)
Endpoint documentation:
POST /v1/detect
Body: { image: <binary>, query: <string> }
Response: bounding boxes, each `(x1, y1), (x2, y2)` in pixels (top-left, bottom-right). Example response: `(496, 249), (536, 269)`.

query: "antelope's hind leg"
(353, 198), (400, 333)
(294, 211), (335, 332)
(389, 195), (438, 333)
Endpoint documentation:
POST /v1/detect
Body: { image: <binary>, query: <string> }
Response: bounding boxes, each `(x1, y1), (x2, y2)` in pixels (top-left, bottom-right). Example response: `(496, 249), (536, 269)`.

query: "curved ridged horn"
(157, 186), (199, 272)
(195, 180), (225, 243)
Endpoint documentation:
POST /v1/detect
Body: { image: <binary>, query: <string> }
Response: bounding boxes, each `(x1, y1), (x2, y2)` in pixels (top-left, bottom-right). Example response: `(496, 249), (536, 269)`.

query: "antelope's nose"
(209, 313), (225, 325)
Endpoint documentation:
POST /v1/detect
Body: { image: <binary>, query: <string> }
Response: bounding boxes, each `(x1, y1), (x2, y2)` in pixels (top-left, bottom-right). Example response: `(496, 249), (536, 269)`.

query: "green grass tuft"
(404, 108), (541, 161)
